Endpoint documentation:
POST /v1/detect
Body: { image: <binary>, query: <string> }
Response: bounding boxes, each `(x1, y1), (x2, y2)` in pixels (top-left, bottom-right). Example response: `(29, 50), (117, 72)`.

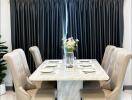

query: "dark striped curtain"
(10, 0), (124, 72)
(10, 0), (65, 72)
(66, 0), (124, 60)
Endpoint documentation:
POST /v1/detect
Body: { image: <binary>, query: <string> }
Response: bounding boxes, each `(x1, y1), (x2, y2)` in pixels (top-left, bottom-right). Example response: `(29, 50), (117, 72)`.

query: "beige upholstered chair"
(81, 48), (132, 100)
(101, 45), (116, 72)
(29, 46), (43, 68)
(13, 49), (57, 89)
(3, 51), (55, 100)
(83, 45), (116, 89)
(13, 49), (31, 77)
(29, 47), (57, 89)
(13, 49), (43, 89)
(99, 48), (119, 88)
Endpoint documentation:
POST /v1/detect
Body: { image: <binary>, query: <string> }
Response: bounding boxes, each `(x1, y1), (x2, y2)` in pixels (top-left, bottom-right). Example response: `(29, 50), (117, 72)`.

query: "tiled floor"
(120, 90), (132, 100)
(0, 91), (16, 100)
(0, 90), (132, 100)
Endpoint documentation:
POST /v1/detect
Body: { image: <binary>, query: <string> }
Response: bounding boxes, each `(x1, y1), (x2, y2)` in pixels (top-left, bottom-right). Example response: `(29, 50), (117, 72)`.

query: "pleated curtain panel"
(10, 0), (124, 72)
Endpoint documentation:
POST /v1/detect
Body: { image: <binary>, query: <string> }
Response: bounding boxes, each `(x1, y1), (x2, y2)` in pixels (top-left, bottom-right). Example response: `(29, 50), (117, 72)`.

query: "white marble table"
(29, 59), (109, 100)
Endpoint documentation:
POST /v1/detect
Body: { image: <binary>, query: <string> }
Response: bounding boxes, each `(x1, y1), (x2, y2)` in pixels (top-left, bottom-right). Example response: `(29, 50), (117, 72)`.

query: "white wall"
(123, 0), (132, 85)
(0, 0), (12, 86)
(0, 0), (132, 86)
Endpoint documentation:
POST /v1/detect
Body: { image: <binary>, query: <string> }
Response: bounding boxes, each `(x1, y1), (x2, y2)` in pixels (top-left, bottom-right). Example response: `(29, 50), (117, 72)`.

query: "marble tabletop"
(29, 59), (109, 81)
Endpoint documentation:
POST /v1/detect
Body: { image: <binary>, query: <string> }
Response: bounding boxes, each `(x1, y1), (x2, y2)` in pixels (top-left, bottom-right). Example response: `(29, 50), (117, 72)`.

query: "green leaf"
(0, 44), (8, 47)
(0, 73), (6, 83)
(0, 36), (8, 82)
(0, 66), (7, 70)
(0, 73), (6, 78)
(0, 42), (6, 44)
(0, 54), (6, 58)
(0, 50), (8, 52)
(0, 61), (6, 64)
(0, 46), (8, 49)
(0, 64), (6, 67)
(0, 59), (5, 63)
(0, 63), (7, 67)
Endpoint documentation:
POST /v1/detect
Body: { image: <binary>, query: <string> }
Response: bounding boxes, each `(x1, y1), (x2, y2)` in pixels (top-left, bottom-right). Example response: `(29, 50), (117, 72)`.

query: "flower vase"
(64, 52), (74, 68)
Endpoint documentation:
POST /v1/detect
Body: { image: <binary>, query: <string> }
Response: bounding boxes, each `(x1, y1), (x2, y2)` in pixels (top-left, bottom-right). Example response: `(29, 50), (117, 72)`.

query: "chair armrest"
(100, 80), (111, 90)
(106, 87), (120, 100)
(16, 87), (31, 100)
(26, 77), (37, 89)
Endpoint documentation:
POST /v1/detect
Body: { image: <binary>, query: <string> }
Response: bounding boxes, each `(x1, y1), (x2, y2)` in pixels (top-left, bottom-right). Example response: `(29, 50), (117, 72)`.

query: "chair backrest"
(3, 52), (29, 90)
(102, 48), (132, 92)
(29, 46), (42, 68)
(101, 45), (116, 72)
(110, 48), (132, 90)
(13, 49), (31, 76)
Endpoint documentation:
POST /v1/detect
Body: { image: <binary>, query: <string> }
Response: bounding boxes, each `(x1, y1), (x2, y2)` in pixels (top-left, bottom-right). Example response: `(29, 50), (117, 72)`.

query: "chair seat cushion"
(27, 88), (55, 100)
(81, 89), (106, 100)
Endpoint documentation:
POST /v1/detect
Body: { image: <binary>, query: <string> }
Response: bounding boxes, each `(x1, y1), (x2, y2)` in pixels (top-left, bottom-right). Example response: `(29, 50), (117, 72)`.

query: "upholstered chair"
(29, 46), (43, 68)
(13, 49), (57, 89)
(81, 48), (132, 100)
(83, 45), (116, 89)
(29, 47), (57, 89)
(13, 49), (31, 76)
(99, 48), (119, 88)
(13, 49), (42, 89)
(3, 52), (55, 100)
(101, 45), (116, 72)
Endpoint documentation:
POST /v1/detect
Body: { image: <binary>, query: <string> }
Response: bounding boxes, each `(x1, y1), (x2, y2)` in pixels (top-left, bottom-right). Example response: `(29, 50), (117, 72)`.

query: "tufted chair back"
(13, 49), (31, 76)
(102, 48), (132, 100)
(101, 45), (116, 72)
(29, 46), (43, 68)
(3, 52), (30, 90)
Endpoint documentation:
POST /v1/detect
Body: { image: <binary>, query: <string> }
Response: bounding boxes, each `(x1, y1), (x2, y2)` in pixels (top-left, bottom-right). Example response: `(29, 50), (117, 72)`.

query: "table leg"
(57, 81), (83, 100)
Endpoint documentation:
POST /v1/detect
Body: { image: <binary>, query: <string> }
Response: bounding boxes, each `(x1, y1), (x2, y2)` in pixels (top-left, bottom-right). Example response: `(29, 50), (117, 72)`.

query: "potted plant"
(0, 35), (8, 95)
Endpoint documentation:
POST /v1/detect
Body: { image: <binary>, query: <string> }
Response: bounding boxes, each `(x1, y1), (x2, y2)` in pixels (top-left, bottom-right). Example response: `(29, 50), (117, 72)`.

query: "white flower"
(75, 39), (79, 42)
(63, 37), (79, 52)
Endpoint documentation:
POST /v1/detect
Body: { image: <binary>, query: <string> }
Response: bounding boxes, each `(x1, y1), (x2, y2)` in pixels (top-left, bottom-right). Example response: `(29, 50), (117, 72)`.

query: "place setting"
(81, 68), (96, 74)
(40, 63), (58, 74)
(40, 67), (54, 73)
(45, 60), (62, 64)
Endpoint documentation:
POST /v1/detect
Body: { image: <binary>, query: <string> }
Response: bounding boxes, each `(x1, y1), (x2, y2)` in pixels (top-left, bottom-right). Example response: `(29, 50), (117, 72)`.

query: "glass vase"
(64, 52), (75, 68)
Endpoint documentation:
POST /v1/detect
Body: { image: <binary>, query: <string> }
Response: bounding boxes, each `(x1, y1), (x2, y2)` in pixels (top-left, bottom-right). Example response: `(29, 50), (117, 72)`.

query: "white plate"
(41, 68), (54, 73)
(76, 60), (92, 64)
(45, 64), (57, 67)
(77, 63), (93, 68)
(46, 60), (62, 63)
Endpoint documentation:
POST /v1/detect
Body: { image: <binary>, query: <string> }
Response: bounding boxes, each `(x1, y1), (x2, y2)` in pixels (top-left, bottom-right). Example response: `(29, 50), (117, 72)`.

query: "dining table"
(29, 59), (109, 100)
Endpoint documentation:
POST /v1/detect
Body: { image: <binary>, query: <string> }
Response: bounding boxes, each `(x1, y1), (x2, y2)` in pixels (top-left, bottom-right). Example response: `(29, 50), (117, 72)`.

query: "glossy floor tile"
(0, 90), (132, 100)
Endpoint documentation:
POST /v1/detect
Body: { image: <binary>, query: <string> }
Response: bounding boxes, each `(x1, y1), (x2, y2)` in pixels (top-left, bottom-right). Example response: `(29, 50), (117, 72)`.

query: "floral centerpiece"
(63, 37), (79, 68)
(63, 37), (79, 53)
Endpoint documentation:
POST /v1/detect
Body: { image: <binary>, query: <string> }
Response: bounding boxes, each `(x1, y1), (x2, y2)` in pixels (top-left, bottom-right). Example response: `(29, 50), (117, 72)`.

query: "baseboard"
(6, 86), (13, 90)
(6, 85), (132, 91)
(123, 85), (132, 90)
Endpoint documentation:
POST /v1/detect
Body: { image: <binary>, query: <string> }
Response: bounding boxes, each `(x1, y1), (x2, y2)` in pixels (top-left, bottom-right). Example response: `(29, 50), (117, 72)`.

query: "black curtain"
(66, 0), (124, 59)
(10, 0), (124, 72)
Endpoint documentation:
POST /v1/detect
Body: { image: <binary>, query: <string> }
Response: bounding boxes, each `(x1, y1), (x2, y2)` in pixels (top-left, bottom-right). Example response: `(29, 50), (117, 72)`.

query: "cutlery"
(49, 61), (59, 63)
(41, 71), (54, 73)
(82, 71), (96, 74)
(45, 65), (57, 67)
(80, 61), (90, 62)
(80, 65), (92, 67)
